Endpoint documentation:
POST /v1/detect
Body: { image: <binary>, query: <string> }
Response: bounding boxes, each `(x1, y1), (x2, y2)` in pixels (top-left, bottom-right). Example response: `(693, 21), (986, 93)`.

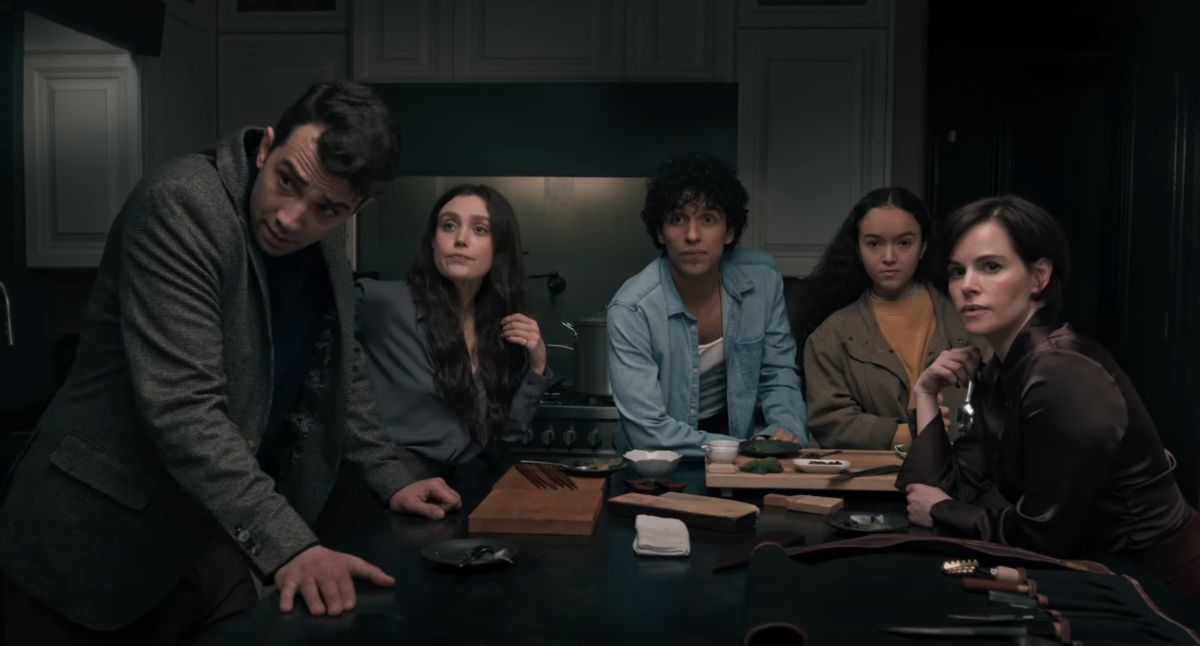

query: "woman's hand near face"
(501, 314), (547, 374)
(913, 347), (981, 434)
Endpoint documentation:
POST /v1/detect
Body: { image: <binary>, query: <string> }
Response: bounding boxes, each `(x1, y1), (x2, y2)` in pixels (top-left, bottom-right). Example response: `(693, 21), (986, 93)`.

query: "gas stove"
(510, 388), (622, 456)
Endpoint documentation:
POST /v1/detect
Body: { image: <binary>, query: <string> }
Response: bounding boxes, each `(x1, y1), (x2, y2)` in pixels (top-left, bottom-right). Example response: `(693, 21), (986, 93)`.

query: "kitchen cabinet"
(625, 0), (734, 80)
(23, 51), (141, 267)
(352, 0), (452, 81)
(737, 0), (890, 28)
(217, 0), (347, 33)
(217, 32), (346, 136)
(453, 0), (624, 81)
(737, 29), (889, 277)
(163, 0), (215, 30)
(139, 0), (217, 173)
(352, 0), (735, 82)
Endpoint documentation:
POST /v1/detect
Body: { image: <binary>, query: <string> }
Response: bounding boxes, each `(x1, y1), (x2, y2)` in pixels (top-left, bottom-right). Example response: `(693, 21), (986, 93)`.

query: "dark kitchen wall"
(0, 9), (99, 424)
(927, 0), (1200, 503)
(1120, 0), (1200, 505)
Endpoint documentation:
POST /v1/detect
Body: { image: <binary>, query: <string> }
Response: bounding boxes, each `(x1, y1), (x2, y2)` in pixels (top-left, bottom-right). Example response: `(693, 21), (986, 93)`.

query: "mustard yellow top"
(871, 287), (937, 447)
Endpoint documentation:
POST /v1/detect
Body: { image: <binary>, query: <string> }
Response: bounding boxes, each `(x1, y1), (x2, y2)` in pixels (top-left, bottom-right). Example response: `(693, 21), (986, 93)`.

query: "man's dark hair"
(271, 81), (401, 200)
(944, 195), (1072, 314)
(641, 152), (749, 251)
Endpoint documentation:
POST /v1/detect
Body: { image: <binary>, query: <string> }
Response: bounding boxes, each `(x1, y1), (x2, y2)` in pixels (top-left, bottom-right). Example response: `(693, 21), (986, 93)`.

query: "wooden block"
(763, 492), (792, 506)
(786, 495), (843, 515)
(707, 462), (738, 474)
(468, 466), (607, 536)
(705, 450), (904, 493)
(608, 492), (759, 532)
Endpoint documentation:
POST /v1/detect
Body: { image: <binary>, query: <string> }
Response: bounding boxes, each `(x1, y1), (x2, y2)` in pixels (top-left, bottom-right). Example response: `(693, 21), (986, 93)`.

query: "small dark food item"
(739, 439), (803, 457)
(740, 457), (784, 474)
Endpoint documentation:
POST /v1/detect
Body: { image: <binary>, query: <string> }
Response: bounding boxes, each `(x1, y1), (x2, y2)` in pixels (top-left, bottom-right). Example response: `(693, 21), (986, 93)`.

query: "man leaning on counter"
(0, 81), (461, 644)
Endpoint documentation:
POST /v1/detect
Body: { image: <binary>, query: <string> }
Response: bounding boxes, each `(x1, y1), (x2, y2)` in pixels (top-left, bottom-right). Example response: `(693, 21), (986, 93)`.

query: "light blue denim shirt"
(606, 249), (809, 455)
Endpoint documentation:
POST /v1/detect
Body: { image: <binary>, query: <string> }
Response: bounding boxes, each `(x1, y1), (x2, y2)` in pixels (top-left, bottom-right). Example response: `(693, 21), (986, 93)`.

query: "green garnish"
(740, 457), (784, 474)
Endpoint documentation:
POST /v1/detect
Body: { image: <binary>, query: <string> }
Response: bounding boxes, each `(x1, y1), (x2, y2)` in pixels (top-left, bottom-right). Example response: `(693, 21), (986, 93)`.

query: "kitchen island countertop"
(188, 459), (917, 646)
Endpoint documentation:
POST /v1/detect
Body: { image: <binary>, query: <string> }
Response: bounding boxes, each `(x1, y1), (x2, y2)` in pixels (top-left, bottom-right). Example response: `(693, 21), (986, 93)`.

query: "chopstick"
(535, 463), (577, 490)
(515, 463), (549, 488)
(513, 463), (578, 490)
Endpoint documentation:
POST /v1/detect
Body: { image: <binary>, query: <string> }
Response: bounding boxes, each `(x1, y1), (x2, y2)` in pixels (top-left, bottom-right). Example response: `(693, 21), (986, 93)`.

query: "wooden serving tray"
(607, 492), (759, 532)
(705, 450), (904, 493)
(469, 466), (608, 536)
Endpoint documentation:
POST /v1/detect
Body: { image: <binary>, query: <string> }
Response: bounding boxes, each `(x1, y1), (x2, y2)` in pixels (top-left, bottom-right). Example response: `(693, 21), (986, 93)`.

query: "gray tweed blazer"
(0, 128), (433, 630)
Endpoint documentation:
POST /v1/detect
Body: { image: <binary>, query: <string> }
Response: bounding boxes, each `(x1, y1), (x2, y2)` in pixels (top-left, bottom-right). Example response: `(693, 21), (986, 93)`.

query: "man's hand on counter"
(275, 545), (395, 616)
(389, 477), (462, 519)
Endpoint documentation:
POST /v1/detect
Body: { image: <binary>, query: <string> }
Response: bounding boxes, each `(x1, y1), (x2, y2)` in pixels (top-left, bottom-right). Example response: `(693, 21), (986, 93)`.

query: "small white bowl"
(792, 458), (851, 474)
(623, 450), (682, 479)
(702, 441), (739, 464)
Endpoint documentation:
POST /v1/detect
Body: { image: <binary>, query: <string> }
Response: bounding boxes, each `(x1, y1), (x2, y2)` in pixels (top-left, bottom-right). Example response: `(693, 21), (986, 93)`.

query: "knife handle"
(990, 565), (1025, 583)
(961, 577), (1038, 596)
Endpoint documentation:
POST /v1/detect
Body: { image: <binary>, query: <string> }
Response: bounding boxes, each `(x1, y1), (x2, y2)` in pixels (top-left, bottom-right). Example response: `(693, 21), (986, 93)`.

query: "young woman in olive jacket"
(801, 188), (985, 449)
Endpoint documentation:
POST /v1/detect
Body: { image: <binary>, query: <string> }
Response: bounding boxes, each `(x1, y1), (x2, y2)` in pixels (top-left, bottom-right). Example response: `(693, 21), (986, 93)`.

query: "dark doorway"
(926, 0), (1200, 503)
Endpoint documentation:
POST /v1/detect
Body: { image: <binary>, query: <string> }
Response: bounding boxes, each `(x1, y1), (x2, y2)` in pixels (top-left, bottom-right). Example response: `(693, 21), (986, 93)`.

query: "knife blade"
(828, 464), (901, 482)
(887, 625), (1032, 637)
(989, 590), (1143, 617)
(948, 613), (1043, 622)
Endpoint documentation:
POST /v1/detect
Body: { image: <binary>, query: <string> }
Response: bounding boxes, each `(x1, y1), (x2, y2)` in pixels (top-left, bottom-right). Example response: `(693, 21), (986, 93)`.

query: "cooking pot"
(560, 316), (611, 397)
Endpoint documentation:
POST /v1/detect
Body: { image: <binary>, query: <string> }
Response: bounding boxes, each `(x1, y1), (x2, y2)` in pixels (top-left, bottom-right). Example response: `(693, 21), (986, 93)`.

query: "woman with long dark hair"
(803, 187), (984, 449)
(356, 184), (549, 468)
(899, 195), (1200, 601)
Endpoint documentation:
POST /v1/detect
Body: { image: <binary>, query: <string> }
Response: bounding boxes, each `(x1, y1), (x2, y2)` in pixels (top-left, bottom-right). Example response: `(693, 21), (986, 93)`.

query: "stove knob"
(587, 429), (602, 448)
(562, 426), (577, 447)
(521, 429), (533, 445)
(540, 427), (556, 447)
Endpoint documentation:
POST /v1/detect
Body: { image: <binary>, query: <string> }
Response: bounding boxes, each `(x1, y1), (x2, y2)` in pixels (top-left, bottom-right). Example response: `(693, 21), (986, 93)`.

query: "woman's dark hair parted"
(407, 184), (528, 446)
(944, 195), (1072, 314)
(641, 152), (749, 250)
(270, 81), (401, 200)
(798, 187), (944, 342)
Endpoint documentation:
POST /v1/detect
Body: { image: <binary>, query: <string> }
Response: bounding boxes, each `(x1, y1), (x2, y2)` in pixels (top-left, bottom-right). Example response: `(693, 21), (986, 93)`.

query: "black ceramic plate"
(824, 511), (908, 534)
(739, 439), (803, 458)
(559, 457), (628, 477)
(420, 538), (519, 571)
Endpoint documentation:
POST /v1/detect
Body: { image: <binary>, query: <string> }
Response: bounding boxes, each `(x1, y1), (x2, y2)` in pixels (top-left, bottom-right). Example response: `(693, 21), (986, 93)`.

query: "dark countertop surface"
(189, 459), (915, 646)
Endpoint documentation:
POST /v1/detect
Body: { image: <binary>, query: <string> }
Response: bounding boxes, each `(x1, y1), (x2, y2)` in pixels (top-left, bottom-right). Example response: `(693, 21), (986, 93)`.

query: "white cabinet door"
(139, 11), (217, 172)
(353, 0), (452, 81)
(737, 0), (890, 27)
(24, 53), (141, 268)
(217, 33), (346, 136)
(453, 0), (624, 80)
(625, 0), (734, 80)
(738, 29), (889, 277)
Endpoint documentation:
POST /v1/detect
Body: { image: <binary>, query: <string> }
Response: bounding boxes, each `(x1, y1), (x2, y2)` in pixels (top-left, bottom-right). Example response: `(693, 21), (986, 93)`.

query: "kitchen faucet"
(0, 279), (11, 345)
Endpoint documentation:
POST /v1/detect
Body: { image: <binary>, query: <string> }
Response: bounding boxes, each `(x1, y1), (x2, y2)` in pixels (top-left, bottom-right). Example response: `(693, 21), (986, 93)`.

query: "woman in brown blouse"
(898, 195), (1200, 601)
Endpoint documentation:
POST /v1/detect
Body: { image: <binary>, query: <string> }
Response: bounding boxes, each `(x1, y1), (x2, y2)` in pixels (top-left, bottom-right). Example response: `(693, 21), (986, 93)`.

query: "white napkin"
(633, 514), (690, 557)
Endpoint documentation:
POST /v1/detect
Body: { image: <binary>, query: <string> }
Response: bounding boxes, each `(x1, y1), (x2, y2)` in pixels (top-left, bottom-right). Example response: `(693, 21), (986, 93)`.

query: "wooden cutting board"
(468, 466), (607, 536)
(607, 492), (759, 532)
(704, 450), (904, 493)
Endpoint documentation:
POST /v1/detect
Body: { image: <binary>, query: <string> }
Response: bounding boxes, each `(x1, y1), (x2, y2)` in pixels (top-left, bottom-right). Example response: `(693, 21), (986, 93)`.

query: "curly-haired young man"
(606, 152), (809, 454)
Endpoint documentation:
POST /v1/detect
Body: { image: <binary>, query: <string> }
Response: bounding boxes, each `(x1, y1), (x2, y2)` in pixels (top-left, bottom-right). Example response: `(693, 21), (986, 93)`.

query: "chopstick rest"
(632, 514), (690, 557)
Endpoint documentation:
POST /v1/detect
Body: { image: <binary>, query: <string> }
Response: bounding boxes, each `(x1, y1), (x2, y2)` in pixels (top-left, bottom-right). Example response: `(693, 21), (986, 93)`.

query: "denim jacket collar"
(656, 253), (755, 319)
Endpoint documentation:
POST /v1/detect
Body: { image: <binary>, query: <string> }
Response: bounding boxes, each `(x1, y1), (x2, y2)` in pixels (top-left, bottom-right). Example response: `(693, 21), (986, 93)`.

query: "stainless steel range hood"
(371, 82), (737, 177)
